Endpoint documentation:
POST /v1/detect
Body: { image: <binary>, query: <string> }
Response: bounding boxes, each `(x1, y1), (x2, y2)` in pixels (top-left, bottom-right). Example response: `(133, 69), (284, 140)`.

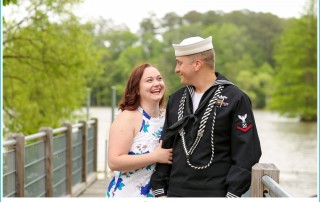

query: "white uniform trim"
(153, 188), (164, 196)
(226, 192), (239, 198)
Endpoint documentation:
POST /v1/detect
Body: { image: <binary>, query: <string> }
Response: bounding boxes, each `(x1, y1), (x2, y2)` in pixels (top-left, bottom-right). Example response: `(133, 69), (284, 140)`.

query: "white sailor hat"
(172, 36), (213, 56)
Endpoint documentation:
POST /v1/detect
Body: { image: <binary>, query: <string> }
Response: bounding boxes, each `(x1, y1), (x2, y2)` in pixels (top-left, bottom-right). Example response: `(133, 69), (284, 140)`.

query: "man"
(150, 36), (262, 197)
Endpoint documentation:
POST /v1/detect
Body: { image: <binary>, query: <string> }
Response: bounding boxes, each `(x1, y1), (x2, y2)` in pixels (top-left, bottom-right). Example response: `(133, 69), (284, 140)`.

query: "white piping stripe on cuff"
(153, 189), (164, 195)
(227, 192), (239, 198)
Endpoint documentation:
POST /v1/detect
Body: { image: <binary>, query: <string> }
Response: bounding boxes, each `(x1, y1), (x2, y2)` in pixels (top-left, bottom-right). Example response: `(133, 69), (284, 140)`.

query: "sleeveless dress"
(106, 107), (165, 197)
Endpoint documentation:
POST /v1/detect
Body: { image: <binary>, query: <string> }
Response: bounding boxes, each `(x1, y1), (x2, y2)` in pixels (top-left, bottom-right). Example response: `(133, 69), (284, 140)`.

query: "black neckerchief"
(164, 79), (234, 141)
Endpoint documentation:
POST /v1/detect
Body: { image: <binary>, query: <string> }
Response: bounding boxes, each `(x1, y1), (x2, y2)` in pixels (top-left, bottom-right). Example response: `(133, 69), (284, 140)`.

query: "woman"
(106, 63), (172, 197)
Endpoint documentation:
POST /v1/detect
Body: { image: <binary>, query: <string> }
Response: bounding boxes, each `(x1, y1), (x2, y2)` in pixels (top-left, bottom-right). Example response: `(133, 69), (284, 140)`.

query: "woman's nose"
(152, 79), (160, 86)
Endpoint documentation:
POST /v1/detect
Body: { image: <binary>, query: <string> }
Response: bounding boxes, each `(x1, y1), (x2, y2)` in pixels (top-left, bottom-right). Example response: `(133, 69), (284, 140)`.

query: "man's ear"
(194, 59), (202, 71)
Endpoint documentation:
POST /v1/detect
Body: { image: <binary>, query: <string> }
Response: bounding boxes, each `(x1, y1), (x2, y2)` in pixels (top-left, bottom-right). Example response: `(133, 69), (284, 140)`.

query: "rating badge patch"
(236, 114), (253, 133)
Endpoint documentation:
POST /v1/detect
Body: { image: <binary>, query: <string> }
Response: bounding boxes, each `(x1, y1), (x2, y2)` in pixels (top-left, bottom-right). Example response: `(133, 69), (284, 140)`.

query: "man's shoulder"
(224, 84), (241, 93)
(170, 86), (187, 97)
(224, 84), (251, 100)
(225, 83), (240, 91)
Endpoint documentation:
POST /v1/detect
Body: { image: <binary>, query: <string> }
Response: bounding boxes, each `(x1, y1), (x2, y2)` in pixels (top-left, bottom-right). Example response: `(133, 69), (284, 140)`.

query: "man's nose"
(175, 65), (179, 73)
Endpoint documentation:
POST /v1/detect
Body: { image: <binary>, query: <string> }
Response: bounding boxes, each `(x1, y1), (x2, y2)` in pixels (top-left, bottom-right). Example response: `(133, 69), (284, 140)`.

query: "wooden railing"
(251, 163), (293, 197)
(2, 118), (98, 197)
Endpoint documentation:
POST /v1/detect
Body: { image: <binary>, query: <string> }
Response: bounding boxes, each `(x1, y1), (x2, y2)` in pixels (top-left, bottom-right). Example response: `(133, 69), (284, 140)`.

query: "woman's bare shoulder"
(111, 109), (142, 136)
(113, 109), (140, 124)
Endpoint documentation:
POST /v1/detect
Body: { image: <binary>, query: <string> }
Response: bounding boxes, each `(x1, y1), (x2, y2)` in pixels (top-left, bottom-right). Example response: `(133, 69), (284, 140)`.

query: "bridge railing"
(251, 163), (293, 197)
(2, 118), (98, 197)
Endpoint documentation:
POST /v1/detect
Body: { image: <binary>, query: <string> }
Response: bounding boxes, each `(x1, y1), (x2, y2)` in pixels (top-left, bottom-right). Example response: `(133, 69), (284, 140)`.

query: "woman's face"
(139, 66), (165, 104)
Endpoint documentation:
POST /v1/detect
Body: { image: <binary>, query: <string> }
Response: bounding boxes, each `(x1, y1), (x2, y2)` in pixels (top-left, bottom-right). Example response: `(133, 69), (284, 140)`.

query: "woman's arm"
(107, 110), (172, 172)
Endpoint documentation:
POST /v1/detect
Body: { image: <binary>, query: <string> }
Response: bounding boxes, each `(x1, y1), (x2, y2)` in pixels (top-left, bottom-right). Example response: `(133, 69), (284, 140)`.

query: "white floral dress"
(106, 107), (164, 197)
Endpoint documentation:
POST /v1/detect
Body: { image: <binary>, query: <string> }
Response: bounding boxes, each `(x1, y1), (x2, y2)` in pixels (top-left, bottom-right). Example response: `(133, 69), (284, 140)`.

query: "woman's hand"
(153, 140), (173, 164)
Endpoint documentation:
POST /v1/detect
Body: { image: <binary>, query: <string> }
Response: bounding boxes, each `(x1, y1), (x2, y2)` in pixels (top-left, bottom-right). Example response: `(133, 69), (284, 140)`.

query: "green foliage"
(3, 0), (102, 135)
(88, 26), (139, 106)
(183, 11), (203, 25)
(3, 0), (17, 6)
(161, 12), (182, 29)
(269, 0), (317, 121)
(223, 11), (286, 67)
(113, 46), (145, 99)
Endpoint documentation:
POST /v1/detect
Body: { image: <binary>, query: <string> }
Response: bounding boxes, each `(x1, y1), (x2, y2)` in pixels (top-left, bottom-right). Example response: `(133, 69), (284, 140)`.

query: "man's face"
(175, 56), (195, 85)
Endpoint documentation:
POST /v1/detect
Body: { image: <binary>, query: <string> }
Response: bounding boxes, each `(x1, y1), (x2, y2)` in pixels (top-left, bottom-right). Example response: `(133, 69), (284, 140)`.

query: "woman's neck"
(139, 102), (160, 118)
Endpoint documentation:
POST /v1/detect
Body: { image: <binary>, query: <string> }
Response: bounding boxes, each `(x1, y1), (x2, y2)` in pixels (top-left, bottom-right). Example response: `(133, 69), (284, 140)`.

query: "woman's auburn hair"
(118, 63), (165, 111)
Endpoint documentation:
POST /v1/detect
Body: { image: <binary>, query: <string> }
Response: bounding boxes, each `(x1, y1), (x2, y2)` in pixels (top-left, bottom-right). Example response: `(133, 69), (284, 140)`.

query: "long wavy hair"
(118, 63), (165, 111)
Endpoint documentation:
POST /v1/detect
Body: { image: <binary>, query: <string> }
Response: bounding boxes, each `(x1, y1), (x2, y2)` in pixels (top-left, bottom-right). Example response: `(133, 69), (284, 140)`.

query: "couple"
(106, 36), (262, 198)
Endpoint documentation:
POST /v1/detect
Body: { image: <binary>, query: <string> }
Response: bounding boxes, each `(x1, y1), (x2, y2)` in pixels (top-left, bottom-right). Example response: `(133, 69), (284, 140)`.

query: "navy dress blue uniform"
(150, 72), (262, 197)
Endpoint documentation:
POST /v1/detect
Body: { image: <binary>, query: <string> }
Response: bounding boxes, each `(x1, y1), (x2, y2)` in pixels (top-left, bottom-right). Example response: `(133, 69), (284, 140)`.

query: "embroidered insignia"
(236, 114), (253, 133)
(215, 95), (229, 107)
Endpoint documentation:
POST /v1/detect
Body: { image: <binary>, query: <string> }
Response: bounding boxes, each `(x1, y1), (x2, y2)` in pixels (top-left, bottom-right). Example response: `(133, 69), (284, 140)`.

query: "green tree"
(161, 12), (182, 30)
(112, 45), (145, 102)
(3, 0), (17, 6)
(204, 23), (250, 81)
(183, 11), (203, 25)
(224, 10), (285, 67)
(3, 0), (102, 135)
(202, 10), (223, 26)
(139, 12), (159, 36)
(89, 26), (138, 106)
(269, 0), (317, 121)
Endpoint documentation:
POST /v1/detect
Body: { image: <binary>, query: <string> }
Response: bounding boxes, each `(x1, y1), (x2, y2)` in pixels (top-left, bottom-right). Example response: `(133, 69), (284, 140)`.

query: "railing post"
(14, 133), (25, 197)
(80, 121), (88, 182)
(40, 127), (54, 197)
(91, 118), (98, 172)
(251, 163), (279, 197)
(111, 86), (116, 122)
(86, 88), (91, 121)
(105, 138), (108, 179)
(63, 122), (73, 196)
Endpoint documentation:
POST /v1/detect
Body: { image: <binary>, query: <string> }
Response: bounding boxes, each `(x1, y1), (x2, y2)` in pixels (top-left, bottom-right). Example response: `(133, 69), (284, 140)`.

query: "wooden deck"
(78, 176), (110, 197)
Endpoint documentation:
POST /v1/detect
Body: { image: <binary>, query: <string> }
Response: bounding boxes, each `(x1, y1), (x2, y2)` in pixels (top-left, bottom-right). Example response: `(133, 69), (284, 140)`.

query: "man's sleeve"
(150, 101), (174, 197)
(225, 93), (262, 197)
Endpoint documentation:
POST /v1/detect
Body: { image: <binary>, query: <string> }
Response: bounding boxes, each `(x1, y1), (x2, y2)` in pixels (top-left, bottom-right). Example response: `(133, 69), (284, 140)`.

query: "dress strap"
(137, 106), (151, 120)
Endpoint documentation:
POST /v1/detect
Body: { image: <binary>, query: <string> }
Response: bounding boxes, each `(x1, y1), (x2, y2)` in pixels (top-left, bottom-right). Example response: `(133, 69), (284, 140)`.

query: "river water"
(87, 107), (318, 197)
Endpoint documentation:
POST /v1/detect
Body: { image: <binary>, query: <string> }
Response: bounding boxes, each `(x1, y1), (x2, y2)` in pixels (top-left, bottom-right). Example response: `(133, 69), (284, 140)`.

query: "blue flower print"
(106, 177), (116, 197)
(114, 177), (125, 191)
(107, 177), (115, 192)
(152, 128), (162, 139)
(140, 119), (150, 133)
(128, 150), (149, 155)
(143, 123), (150, 133)
(140, 183), (151, 196)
